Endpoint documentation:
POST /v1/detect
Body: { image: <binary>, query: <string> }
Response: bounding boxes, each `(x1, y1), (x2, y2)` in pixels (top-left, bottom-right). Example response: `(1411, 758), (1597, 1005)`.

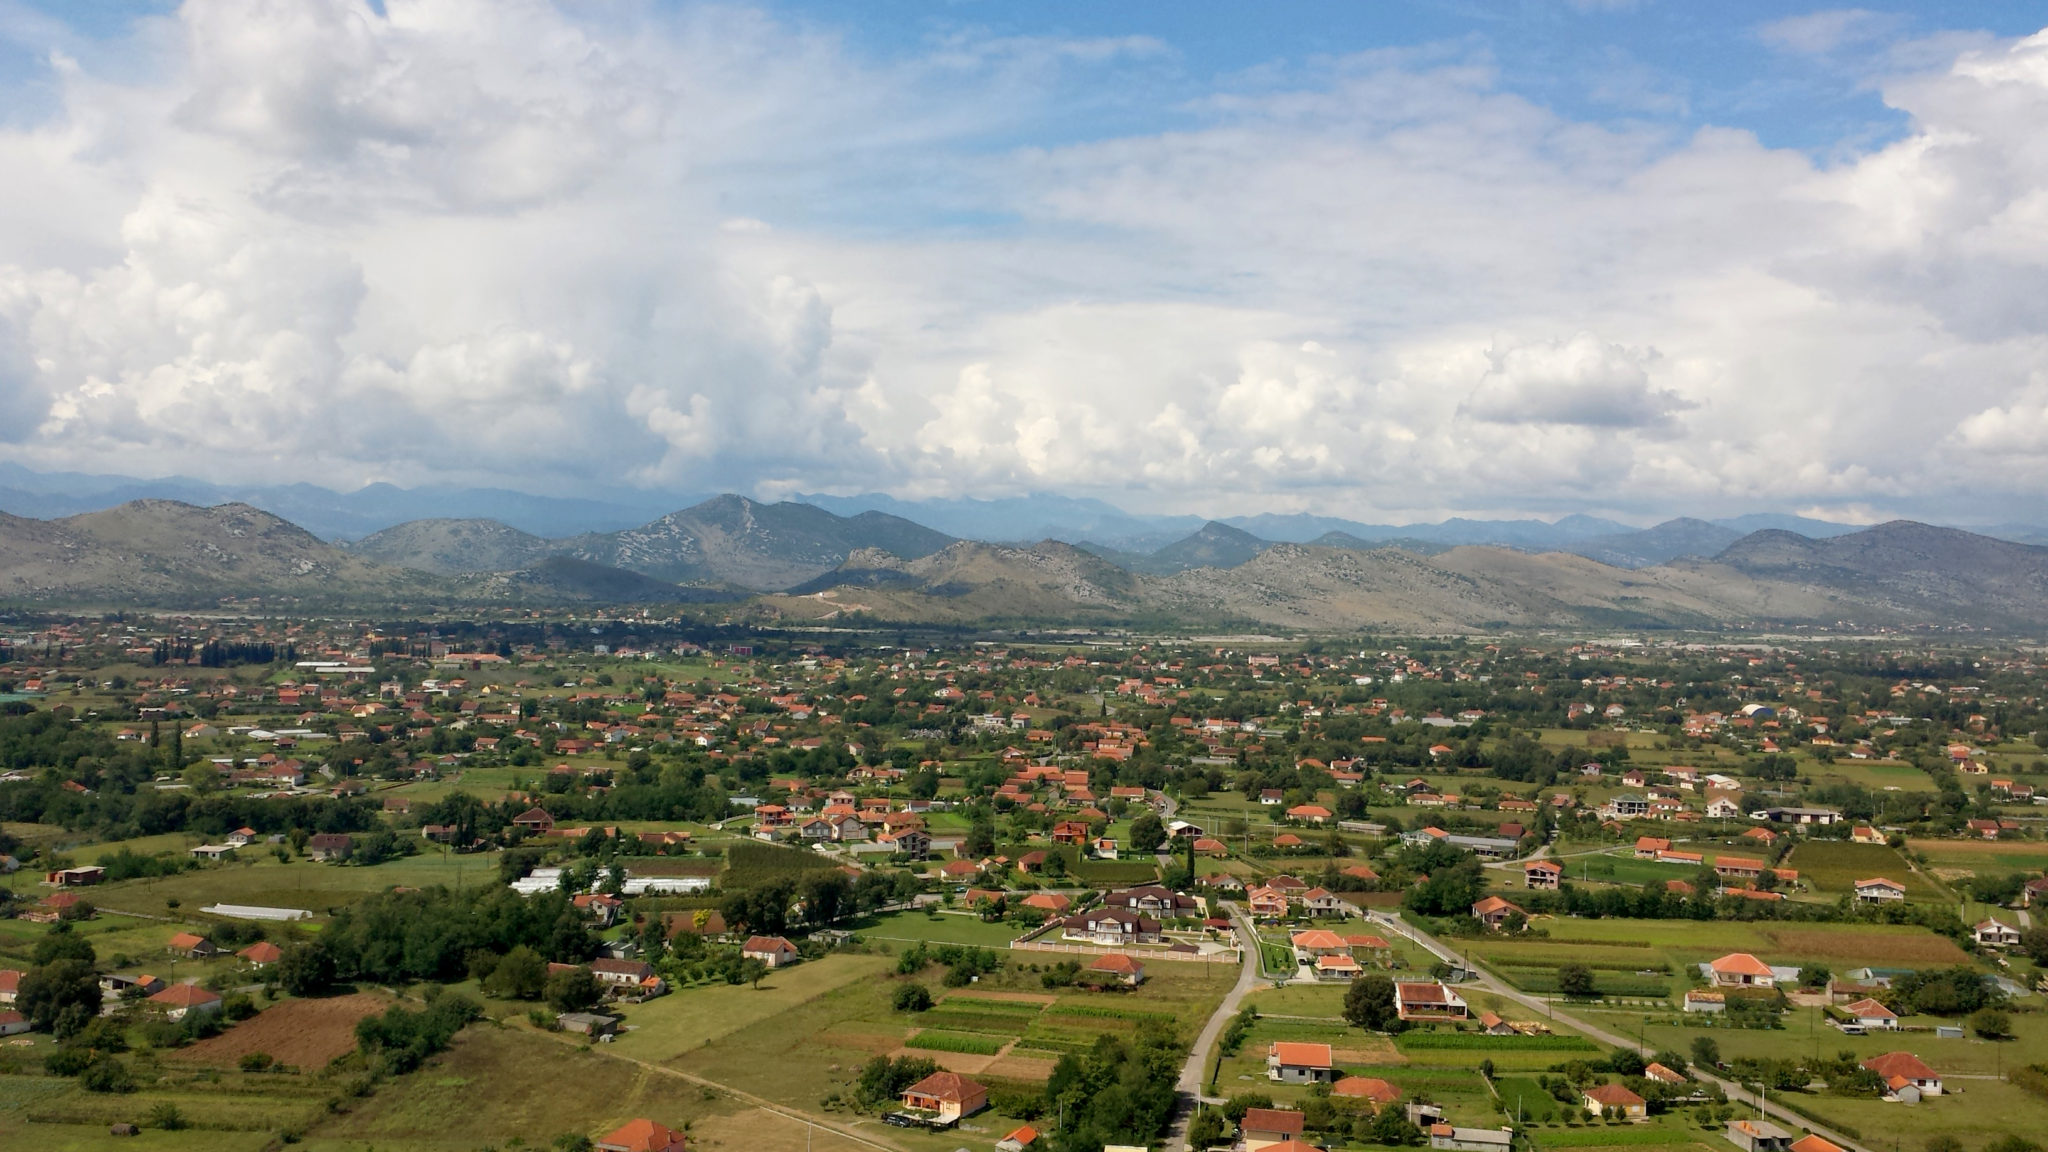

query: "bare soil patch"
(170, 992), (390, 1070)
(1333, 1039), (1405, 1065)
(890, 1046), (997, 1074)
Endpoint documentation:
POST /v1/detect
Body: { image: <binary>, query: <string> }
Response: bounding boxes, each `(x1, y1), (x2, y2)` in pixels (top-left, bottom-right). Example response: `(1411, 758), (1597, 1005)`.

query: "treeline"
(150, 640), (294, 667)
(1491, 883), (1969, 935)
(0, 784), (383, 841)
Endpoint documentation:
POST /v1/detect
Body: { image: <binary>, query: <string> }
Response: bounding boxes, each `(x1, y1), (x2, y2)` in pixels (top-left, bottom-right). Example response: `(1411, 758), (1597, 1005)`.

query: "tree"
(742, 957), (770, 988)
(1690, 1036), (1720, 1069)
(1557, 963), (1596, 998)
(1188, 1110), (1227, 1149)
(965, 814), (997, 858)
(1343, 974), (1398, 1032)
(1971, 1007), (2012, 1039)
(1129, 812), (1167, 854)
(277, 940), (336, 998)
(2023, 926), (2048, 968)
(483, 946), (548, 1000)
(18, 959), (102, 1032)
(1367, 1105), (1421, 1146)
(545, 967), (604, 1014)
(893, 983), (933, 1012)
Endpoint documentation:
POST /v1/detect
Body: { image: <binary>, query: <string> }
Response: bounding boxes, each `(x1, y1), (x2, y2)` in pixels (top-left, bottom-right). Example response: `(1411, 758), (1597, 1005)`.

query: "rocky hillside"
(557, 495), (954, 590)
(345, 518), (555, 574)
(0, 501), (443, 605)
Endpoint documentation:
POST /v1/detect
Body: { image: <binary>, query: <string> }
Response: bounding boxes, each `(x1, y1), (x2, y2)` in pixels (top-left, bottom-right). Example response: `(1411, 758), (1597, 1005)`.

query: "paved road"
(1385, 915), (1874, 1152)
(1167, 901), (1265, 1150)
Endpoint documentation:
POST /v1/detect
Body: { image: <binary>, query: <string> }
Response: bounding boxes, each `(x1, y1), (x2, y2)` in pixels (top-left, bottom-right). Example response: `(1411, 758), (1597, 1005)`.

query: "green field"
(1785, 841), (1944, 900)
(607, 953), (894, 1065)
(1554, 851), (1701, 888)
(75, 849), (507, 919)
(1468, 917), (1971, 985)
(1909, 837), (2048, 875)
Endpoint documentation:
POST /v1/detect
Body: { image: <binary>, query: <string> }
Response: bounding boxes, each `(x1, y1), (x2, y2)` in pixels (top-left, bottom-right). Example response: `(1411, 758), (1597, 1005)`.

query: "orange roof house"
(1332, 1076), (1401, 1105)
(901, 1071), (989, 1122)
(1707, 952), (1777, 987)
(1086, 953), (1146, 985)
(596, 1119), (689, 1152)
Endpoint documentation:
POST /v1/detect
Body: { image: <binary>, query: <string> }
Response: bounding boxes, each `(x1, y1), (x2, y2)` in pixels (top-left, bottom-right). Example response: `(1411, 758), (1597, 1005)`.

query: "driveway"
(1167, 901), (1265, 1149)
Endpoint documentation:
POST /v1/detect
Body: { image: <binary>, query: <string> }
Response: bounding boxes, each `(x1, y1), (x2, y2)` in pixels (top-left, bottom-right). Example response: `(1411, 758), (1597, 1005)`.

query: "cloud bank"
(1, 2), (2047, 523)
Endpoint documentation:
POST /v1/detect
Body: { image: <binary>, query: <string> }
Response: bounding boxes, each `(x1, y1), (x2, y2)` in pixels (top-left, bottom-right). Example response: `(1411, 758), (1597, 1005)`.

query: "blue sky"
(0, 2), (2046, 525)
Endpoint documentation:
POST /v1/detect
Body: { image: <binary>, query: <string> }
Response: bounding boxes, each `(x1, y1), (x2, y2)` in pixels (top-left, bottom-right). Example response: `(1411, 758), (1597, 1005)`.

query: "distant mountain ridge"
(346, 495), (955, 592)
(11, 492), (2048, 633)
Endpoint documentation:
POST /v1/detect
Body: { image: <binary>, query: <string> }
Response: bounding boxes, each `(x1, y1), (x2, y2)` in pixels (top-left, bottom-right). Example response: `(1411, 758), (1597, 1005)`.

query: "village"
(2, 617), (2048, 1152)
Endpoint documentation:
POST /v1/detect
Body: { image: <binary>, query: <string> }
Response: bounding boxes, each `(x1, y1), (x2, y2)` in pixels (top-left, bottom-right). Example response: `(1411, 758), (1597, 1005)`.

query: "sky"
(1, 1), (2047, 526)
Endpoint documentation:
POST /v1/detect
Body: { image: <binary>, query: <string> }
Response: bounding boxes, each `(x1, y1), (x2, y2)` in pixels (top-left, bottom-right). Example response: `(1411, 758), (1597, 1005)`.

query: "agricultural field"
(1464, 916), (1971, 1004)
(298, 1026), (774, 1152)
(1807, 759), (1935, 792)
(607, 953), (897, 1065)
(1909, 837), (2048, 877)
(169, 993), (393, 1071)
(1786, 841), (1946, 900)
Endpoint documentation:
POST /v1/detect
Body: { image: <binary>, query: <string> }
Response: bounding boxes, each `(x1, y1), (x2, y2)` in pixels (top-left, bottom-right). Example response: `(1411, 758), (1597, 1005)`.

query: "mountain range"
(10, 462), (2048, 554)
(7, 495), (2048, 632)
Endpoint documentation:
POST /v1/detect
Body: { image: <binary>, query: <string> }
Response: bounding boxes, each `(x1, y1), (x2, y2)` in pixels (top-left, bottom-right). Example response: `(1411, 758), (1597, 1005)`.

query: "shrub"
(79, 1056), (137, 1093)
(893, 984), (933, 1012)
(149, 1102), (188, 1131)
(240, 1052), (276, 1072)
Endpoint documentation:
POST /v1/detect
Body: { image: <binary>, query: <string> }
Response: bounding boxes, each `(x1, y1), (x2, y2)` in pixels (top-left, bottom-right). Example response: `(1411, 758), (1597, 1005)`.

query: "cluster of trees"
(853, 1054), (941, 1108)
(355, 992), (483, 1074)
(1887, 965), (2001, 1017)
(898, 941), (1003, 987)
(149, 639), (292, 667)
(1395, 840), (1487, 917)
(277, 886), (598, 992)
(474, 946), (605, 1012)
(16, 924), (104, 1036)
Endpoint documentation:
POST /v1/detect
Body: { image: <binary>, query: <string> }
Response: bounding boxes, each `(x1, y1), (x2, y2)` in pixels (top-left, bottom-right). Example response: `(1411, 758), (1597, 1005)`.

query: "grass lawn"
(80, 849), (507, 919)
(64, 831), (201, 863)
(1559, 852), (1702, 888)
(853, 909), (1024, 948)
